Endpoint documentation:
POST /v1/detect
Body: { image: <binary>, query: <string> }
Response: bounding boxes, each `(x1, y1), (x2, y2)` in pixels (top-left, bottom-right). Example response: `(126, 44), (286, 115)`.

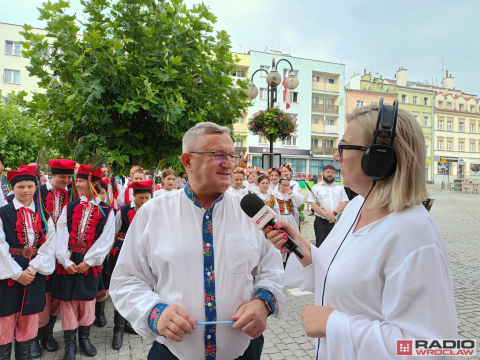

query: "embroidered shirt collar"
(184, 184), (223, 210)
(131, 200), (138, 210)
(13, 197), (36, 212)
(80, 194), (101, 206)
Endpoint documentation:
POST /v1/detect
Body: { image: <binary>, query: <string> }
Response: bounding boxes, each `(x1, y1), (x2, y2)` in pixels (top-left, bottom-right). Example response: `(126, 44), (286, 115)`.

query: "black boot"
(14, 340), (31, 360)
(0, 343), (12, 360)
(94, 300), (107, 327)
(63, 330), (77, 360)
(30, 331), (42, 359)
(124, 320), (138, 335)
(112, 310), (126, 350)
(78, 326), (97, 357)
(40, 315), (59, 352)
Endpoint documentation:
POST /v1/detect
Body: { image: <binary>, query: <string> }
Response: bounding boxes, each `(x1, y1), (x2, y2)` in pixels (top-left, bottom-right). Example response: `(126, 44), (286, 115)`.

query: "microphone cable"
(316, 181), (376, 360)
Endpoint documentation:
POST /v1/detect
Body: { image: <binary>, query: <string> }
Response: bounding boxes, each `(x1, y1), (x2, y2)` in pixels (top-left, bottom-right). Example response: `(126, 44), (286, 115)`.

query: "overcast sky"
(3, 0), (479, 95)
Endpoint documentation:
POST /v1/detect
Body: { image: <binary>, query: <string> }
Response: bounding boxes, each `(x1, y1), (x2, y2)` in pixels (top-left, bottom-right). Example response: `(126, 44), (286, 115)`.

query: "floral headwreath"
(251, 166), (263, 174)
(279, 176), (290, 182)
(281, 162), (293, 172)
(268, 167), (281, 175)
(234, 167), (246, 175)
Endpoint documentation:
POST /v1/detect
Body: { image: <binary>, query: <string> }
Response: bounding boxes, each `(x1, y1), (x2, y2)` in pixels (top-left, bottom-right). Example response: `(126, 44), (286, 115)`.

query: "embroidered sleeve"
(253, 288), (276, 316)
(148, 303), (169, 335)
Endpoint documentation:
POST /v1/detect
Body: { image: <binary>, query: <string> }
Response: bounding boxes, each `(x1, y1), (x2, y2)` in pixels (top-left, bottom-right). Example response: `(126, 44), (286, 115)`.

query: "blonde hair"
(347, 104), (429, 212)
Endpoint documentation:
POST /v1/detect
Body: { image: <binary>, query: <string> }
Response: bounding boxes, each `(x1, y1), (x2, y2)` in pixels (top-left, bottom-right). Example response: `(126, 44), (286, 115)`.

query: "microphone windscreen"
(240, 193), (266, 218)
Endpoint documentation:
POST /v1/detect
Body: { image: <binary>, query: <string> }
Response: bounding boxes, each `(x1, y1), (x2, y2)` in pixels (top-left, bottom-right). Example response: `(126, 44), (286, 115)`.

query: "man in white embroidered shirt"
(309, 164), (349, 247)
(110, 122), (285, 360)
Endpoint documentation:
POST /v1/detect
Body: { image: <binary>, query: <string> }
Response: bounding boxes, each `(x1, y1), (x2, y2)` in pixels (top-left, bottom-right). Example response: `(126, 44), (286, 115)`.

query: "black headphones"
(361, 96), (399, 181)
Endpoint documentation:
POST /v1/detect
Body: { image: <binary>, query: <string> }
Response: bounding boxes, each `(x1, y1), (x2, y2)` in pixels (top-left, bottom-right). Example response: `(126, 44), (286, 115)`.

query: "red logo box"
(397, 340), (413, 355)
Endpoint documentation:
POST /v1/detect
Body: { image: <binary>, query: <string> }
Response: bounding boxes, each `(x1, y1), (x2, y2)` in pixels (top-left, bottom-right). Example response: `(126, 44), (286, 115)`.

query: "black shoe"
(14, 340), (31, 360)
(63, 330), (77, 360)
(78, 326), (97, 357)
(40, 315), (59, 352)
(30, 332), (42, 359)
(124, 320), (137, 335)
(112, 310), (126, 350)
(94, 300), (107, 327)
(0, 343), (12, 360)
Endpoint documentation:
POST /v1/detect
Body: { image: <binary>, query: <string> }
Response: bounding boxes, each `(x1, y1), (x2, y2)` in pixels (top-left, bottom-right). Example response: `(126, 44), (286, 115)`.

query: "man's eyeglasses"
(337, 140), (368, 159)
(189, 151), (240, 163)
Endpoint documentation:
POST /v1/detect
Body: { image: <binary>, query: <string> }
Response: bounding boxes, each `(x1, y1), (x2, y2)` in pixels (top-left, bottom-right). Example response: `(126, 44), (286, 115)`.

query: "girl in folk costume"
(0, 166), (56, 360)
(153, 169), (177, 198)
(274, 177), (306, 231)
(51, 165), (115, 360)
(226, 167), (247, 198)
(268, 167), (281, 194)
(117, 169), (146, 207)
(31, 159), (77, 358)
(255, 175), (281, 218)
(246, 166), (262, 193)
(242, 166), (252, 188)
(103, 180), (152, 350)
(99, 179), (109, 204)
(279, 163), (300, 193)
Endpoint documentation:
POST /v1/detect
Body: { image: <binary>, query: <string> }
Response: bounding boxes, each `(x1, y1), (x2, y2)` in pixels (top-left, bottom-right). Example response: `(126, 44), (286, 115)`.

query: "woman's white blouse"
(285, 196), (457, 359)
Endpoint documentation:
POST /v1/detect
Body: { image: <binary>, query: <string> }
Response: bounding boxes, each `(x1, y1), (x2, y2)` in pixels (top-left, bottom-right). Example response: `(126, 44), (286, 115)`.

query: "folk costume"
(104, 179), (152, 350)
(110, 185), (285, 360)
(255, 192), (281, 219)
(0, 167), (56, 360)
(153, 188), (170, 198)
(117, 183), (134, 207)
(51, 165), (114, 360)
(273, 190), (305, 231)
(226, 186), (246, 198)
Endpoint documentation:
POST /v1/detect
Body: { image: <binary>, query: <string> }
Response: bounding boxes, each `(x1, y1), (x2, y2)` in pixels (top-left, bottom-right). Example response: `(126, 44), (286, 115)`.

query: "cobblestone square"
(34, 185), (480, 359)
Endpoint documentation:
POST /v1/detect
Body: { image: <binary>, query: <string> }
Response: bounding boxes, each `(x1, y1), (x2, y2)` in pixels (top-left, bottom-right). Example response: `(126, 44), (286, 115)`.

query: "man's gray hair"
(182, 122), (231, 153)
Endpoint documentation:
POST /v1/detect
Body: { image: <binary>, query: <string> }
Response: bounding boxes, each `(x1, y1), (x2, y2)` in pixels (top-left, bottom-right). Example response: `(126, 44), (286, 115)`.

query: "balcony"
(312, 81), (340, 93)
(311, 104), (340, 114)
(311, 146), (337, 156)
(233, 123), (248, 134)
(234, 147), (247, 156)
(311, 124), (339, 135)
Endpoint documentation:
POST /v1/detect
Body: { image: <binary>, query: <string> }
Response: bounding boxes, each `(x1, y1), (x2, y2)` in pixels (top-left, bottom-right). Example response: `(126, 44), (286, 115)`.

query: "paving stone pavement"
(32, 185), (478, 359)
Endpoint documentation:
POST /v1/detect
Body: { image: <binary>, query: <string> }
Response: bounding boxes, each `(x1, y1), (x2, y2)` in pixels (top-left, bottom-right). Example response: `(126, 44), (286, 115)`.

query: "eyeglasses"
(189, 151), (240, 163)
(337, 140), (368, 159)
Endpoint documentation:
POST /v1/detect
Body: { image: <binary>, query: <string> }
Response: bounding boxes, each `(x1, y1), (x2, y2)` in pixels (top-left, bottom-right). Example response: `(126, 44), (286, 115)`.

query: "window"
(5, 41), (21, 56)
(459, 104), (464, 111)
(438, 101), (443, 108)
(289, 92), (299, 103)
(311, 138), (319, 147)
(438, 120), (443, 130)
(312, 118), (319, 124)
(471, 124), (475, 133)
(325, 119), (334, 125)
(259, 88), (268, 100)
(471, 106), (475, 112)
(357, 100), (364, 107)
(459, 142), (464, 151)
(447, 102), (451, 109)
(259, 65), (269, 77)
(252, 156), (262, 168)
(447, 141), (452, 150)
(412, 113), (419, 122)
(426, 144), (430, 155)
(470, 143), (475, 152)
(237, 116), (244, 124)
(447, 121), (452, 131)
(312, 76), (320, 82)
(233, 69), (245, 77)
(424, 97), (429, 106)
(259, 135), (269, 144)
(412, 96), (418, 105)
(283, 69), (298, 77)
(312, 96), (320, 104)
(423, 115), (429, 127)
(4, 69), (20, 84)
(287, 113), (298, 123)
(401, 94), (407, 103)
(325, 139), (334, 148)
(282, 137), (297, 146)
(1, 97), (9, 105)
(281, 158), (306, 176)
(234, 138), (244, 147)
(459, 123), (464, 132)
(328, 78), (335, 84)
(438, 140), (443, 150)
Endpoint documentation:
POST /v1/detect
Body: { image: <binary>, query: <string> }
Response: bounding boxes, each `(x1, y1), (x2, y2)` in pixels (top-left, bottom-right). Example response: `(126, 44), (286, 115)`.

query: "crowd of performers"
(0, 153), (305, 360)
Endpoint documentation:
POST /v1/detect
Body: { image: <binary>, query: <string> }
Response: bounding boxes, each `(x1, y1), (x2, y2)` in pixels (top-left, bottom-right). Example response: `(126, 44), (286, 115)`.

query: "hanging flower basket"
(248, 107), (298, 143)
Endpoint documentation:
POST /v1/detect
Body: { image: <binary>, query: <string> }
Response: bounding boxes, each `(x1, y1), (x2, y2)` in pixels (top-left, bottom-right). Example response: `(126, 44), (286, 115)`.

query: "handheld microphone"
(240, 193), (304, 259)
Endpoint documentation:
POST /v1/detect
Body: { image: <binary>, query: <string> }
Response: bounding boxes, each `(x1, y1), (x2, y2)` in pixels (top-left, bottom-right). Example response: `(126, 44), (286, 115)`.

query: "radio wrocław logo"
(397, 339), (476, 356)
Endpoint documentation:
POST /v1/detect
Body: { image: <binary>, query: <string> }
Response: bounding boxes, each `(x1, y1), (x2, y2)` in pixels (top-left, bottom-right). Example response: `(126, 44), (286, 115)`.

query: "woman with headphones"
(263, 99), (457, 359)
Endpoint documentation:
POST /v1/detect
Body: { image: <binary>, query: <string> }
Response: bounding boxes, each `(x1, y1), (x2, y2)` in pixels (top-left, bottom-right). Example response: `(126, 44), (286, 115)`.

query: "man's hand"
(17, 269), (35, 285)
(74, 262), (90, 274)
(66, 264), (78, 275)
(231, 299), (269, 339)
(325, 212), (336, 223)
(157, 305), (196, 342)
(302, 305), (335, 338)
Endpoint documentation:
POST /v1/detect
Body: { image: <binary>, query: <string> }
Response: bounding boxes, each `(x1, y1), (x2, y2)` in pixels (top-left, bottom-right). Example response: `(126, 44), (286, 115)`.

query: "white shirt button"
(206, 243), (210, 246)
(206, 215), (209, 219)
(207, 335), (211, 339)
(207, 272), (211, 276)
(208, 303), (212, 307)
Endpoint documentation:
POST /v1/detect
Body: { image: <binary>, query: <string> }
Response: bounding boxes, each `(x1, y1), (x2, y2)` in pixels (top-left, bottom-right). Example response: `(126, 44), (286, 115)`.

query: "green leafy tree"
(0, 101), (44, 169)
(11, 0), (249, 174)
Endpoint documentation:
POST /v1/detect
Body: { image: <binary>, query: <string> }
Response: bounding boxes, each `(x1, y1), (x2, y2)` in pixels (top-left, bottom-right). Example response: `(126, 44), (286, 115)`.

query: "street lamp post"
(245, 58), (299, 169)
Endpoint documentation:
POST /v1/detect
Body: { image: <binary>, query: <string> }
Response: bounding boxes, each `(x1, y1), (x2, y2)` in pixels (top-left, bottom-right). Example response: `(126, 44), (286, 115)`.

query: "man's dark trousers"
(314, 216), (335, 247)
(147, 335), (264, 360)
